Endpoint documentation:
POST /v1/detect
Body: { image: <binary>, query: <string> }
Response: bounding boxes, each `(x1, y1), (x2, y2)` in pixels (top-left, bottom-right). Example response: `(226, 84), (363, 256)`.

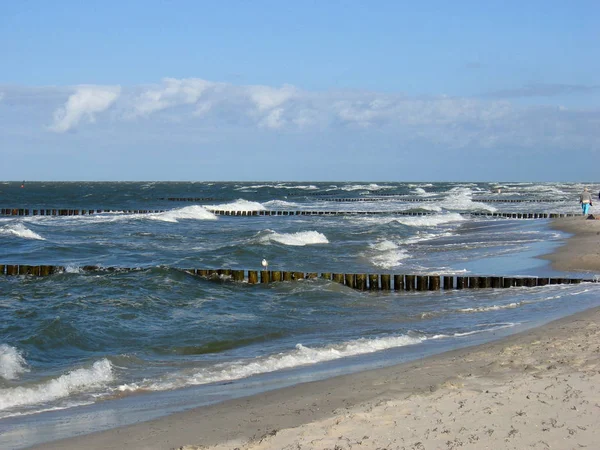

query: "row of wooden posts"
(0, 208), (579, 219)
(155, 196), (565, 203)
(0, 265), (591, 290)
(0, 208), (166, 216)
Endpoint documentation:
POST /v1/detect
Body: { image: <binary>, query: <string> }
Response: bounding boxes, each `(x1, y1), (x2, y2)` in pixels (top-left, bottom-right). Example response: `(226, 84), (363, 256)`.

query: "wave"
(117, 333), (425, 393)
(148, 205), (217, 222)
(256, 230), (329, 246)
(340, 183), (392, 192)
(0, 223), (45, 240)
(352, 212), (464, 228)
(206, 199), (266, 211)
(0, 359), (113, 413)
(441, 189), (497, 212)
(0, 345), (29, 380)
(366, 240), (411, 269)
(263, 200), (301, 209)
(239, 184), (318, 190)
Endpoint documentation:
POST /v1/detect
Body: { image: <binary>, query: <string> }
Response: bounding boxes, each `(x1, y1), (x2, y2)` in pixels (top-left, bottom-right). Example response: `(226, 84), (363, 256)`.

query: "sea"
(2, 181), (600, 449)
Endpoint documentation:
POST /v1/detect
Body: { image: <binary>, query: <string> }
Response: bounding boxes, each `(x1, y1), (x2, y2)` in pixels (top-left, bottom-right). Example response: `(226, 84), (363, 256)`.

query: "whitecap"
(0, 345), (29, 380)
(149, 205), (217, 223)
(258, 230), (329, 246)
(0, 359), (113, 411)
(206, 199), (266, 212)
(0, 223), (45, 240)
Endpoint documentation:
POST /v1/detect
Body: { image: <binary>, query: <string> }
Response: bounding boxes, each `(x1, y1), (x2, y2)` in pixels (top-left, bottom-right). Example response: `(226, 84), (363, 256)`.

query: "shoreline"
(544, 216), (600, 273)
(29, 306), (600, 450)
(25, 217), (600, 450)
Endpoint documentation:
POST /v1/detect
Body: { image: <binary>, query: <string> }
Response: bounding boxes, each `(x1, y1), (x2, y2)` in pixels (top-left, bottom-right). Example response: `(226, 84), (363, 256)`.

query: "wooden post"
(283, 271), (292, 281)
(456, 276), (465, 289)
(416, 275), (428, 291)
(503, 277), (514, 288)
(0, 264), (4, 275)
(306, 272), (318, 279)
(345, 274), (356, 289)
(320, 273), (332, 280)
(480, 277), (491, 288)
(293, 272), (305, 280)
(6, 265), (18, 275)
(271, 271), (282, 282)
(40, 265), (52, 276)
(393, 274), (404, 291)
(405, 275), (415, 291)
(468, 277), (479, 288)
(248, 270), (258, 284)
(491, 277), (502, 288)
(537, 278), (549, 286)
(232, 270), (245, 282)
(381, 274), (391, 290)
(356, 274), (367, 290)
(332, 273), (344, 284)
(514, 278), (524, 287)
(260, 271), (269, 283)
(428, 275), (440, 290)
(368, 274), (379, 290)
(443, 276), (453, 289)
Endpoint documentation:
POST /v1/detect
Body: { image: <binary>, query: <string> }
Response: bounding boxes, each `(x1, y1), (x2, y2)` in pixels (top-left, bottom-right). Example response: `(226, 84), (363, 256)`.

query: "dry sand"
(31, 218), (600, 450)
(544, 215), (600, 272)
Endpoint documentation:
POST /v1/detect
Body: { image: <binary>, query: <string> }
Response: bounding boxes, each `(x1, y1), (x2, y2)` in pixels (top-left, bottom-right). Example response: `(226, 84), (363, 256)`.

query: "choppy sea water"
(1, 181), (600, 449)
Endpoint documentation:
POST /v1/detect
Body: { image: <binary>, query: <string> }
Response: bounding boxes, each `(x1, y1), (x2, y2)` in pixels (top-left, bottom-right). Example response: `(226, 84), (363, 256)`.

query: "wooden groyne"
(0, 208), (166, 216)
(0, 208), (579, 219)
(319, 197), (567, 203)
(204, 210), (577, 219)
(0, 265), (593, 290)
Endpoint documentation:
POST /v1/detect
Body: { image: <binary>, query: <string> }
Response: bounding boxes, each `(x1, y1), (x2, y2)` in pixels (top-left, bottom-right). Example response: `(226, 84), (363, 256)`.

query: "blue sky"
(1, 0), (598, 181)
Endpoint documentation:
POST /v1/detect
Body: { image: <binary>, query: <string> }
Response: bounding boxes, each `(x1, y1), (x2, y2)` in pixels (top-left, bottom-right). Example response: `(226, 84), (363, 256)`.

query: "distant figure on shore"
(20, 181), (25, 188)
(579, 187), (593, 215)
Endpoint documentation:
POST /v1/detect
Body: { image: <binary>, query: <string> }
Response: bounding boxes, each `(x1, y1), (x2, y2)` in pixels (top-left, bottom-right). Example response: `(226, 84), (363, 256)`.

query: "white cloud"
(2, 78), (595, 151)
(49, 85), (120, 133)
(129, 77), (214, 117)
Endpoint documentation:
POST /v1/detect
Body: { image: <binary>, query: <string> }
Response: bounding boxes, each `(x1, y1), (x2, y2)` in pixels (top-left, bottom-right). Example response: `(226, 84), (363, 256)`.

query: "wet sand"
(30, 218), (600, 450)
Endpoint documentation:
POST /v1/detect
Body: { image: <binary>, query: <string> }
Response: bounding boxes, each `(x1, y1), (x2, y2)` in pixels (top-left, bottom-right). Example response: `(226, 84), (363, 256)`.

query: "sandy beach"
(28, 218), (600, 450)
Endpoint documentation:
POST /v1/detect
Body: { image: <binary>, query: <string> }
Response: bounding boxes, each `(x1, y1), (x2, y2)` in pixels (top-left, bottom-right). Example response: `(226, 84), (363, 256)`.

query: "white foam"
(206, 199), (266, 211)
(258, 230), (329, 246)
(340, 183), (392, 192)
(441, 189), (497, 212)
(0, 223), (45, 240)
(0, 345), (29, 380)
(149, 205), (217, 222)
(0, 359), (114, 411)
(367, 240), (410, 268)
(118, 334), (425, 392)
(242, 184), (318, 190)
(263, 200), (301, 208)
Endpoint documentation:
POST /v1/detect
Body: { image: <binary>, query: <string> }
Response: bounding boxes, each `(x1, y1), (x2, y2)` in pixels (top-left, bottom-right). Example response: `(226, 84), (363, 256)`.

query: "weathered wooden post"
(321, 273), (332, 280)
(480, 277), (491, 288)
(332, 273), (344, 284)
(345, 273), (356, 289)
(405, 275), (415, 291)
(248, 270), (258, 284)
(416, 275), (428, 291)
(429, 275), (440, 291)
(381, 274), (391, 290)
(368, 274), (378, 290)
(232, 270), (245, 282)
(40, 265), (52, 276)
(271, 271), (282, 282)
(260, 271), (269, 283)
(6, 265), (18, 275)
(283, 271), (292, 281)
(468, 277), (480, 288)
(491, 277), (502, 288)
(356, 274), (367, 290)
(293, 272), (305, 280)
(537, 278), (549, 286)
(394, 274), (404, 291)
(456, 276), (465, 289)
(443, 276), (453, 289)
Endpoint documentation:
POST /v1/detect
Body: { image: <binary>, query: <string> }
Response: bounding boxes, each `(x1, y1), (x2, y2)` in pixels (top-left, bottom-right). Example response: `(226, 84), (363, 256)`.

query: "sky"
(1, 0), (599, 181)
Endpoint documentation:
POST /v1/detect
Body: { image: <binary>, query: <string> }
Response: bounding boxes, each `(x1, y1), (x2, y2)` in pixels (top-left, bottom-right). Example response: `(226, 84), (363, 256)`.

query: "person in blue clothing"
(579, 187), (593, 215)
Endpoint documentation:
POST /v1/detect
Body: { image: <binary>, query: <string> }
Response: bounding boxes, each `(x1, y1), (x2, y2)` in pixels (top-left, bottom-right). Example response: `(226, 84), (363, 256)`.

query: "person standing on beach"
(579, 187), (593, 215)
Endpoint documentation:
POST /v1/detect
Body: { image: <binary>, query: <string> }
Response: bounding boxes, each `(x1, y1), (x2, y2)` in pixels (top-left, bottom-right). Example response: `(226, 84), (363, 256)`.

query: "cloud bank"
(1, 78), (596, 151)
(48, 85), (121, 132)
